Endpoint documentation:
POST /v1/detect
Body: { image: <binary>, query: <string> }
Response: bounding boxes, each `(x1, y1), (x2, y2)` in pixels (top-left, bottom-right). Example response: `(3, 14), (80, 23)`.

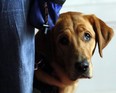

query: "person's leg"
(0, 0), (34, 93)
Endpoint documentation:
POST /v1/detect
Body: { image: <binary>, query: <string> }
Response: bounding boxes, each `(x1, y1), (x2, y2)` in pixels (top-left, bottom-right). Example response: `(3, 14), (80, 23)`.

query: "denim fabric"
(0, 0), (34, 93)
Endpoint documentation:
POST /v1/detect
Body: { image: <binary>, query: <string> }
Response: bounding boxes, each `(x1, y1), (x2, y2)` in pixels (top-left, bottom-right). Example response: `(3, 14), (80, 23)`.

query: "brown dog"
(34, 12), (114, 93)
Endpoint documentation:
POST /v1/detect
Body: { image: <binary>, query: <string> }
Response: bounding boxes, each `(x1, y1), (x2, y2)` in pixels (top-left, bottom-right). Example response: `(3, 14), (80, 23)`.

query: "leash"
(35, 2), (50, 70)
(43, 2), (49, 34)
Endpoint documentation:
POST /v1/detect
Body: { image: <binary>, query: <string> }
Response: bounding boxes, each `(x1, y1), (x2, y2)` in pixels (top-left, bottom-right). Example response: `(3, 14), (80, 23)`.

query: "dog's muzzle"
(70, 59), (91, 81)
(75, 60), (89, 73)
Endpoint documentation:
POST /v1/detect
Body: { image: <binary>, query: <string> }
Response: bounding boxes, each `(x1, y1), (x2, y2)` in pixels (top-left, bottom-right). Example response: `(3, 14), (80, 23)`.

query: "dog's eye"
(59, 36), (69, 45)
(83, 33), (91, 42)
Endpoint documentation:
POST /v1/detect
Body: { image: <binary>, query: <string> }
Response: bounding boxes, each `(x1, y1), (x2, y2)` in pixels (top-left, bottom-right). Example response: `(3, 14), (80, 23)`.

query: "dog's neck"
(59, 83), (78, 93)
(48, 61), (78, 93)
(36, 77), (78, 93)
(34, 58), (79, 93)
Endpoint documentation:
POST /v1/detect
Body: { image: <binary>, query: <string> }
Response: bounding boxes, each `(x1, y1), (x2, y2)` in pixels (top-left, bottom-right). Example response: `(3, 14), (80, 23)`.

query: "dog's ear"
(35, 30), (48, 62)
(87, 15), (114, 57)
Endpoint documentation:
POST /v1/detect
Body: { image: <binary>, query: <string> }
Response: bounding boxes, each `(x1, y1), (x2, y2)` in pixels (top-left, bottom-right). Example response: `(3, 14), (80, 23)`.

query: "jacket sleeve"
(47, 0), (66, 29)
(48, 0), (66, 5)
(29, 0), (66, 30)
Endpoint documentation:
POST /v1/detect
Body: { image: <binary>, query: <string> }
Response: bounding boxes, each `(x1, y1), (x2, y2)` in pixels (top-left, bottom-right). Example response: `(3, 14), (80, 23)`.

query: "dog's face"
(35, 12), (114, 88)
(52, 12), (113, 81)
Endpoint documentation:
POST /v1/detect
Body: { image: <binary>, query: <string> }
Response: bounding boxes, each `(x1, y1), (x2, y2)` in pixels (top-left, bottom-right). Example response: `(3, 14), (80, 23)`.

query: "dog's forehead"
(55, 12), (94, 35)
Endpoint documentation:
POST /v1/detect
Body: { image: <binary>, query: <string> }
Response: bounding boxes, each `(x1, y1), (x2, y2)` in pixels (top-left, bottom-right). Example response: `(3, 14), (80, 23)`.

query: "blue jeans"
(0, 0), (34, 93)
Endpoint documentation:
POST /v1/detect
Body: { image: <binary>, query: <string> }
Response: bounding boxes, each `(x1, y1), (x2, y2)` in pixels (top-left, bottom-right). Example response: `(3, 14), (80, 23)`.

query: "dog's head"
(35, 12), (114, 86)
(51, 12), (114, 82)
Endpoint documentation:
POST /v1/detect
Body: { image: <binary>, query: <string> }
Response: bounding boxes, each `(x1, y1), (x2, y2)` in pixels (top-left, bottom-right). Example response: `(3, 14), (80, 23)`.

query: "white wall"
(61, 0), (116, 5)
(60, 0), (116, 93)
(61, 0), (116, 22)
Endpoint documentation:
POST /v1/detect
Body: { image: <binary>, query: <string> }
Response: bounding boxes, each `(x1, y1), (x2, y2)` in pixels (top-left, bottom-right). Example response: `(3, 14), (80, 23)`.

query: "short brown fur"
(35, 12), (114, 93)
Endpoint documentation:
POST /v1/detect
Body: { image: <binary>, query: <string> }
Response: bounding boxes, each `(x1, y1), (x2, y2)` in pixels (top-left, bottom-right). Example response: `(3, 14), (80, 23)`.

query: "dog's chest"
(33, 77), (59, 93)
(33, 62), (59, 93)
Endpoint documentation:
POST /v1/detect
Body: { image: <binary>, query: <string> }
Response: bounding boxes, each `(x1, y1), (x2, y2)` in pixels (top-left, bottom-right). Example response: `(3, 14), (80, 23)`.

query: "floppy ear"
(35, 30), (49, 63)
(35, 29), (53, 63)
(88, 15), (114, 57)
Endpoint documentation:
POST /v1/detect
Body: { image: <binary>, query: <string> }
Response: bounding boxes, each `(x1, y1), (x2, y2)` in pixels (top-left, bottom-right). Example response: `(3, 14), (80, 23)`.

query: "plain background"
(60, 0), (116, 93)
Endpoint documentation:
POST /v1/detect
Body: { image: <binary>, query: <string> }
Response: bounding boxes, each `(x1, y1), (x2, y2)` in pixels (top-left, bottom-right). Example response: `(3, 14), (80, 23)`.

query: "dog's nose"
(75, 60), (89, 73)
